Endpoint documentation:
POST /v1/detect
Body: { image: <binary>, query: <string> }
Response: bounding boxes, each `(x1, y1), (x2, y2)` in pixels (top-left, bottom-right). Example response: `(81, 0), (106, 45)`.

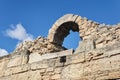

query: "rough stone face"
(61, 64), (84, 80)
(75, 39), (95, 53)
(14, 36), (66, 55)
(0, 14), (120, 80)
(29, 53), (42, 63)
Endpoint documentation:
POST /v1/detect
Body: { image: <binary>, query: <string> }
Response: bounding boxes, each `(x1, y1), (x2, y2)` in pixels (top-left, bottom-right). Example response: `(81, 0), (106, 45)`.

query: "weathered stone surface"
(61, 64), (84, 80)
(29, 53), (42, 63)
(14, 36), (66, 55)
(29, 49), (73, 63)
(31, 61), (48, 70)
(0, 60), (7, 70)
(75, 39), (95, 53)
(7, 55), (22, 67)
(7, 54), (28, 68)
(0, 14), (120, 80)
(51, 74), (60, 80)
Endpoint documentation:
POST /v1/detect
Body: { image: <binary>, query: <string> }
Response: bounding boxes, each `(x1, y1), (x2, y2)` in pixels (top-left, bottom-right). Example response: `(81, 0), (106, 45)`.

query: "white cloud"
(0, 23), (34, 56)
(6, 23), (33, 41)
(0, 48), (9, 57)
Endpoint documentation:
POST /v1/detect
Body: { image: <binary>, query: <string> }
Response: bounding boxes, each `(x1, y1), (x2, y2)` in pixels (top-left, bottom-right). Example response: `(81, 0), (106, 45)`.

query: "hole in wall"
(63, 30), (81, 50)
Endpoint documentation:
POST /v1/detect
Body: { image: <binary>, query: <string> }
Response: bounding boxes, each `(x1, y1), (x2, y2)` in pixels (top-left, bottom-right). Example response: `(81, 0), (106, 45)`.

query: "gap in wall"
(63, 30), (81, 50)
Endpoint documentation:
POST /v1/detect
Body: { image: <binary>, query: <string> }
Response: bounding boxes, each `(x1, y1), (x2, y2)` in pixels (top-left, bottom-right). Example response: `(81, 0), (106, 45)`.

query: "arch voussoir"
(54, 14), (79, 27)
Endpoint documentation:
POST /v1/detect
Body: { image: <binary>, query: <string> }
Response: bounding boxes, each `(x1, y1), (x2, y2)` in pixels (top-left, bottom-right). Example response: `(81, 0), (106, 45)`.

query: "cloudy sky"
(0, 0), (120, 56)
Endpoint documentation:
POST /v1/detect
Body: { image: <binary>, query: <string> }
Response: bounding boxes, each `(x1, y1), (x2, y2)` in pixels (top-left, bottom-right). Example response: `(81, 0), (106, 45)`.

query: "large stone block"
(30, 61), (48, 70)
(61, 64), (84, 80)
(7, 56), (22, 67)
(29, 53), (42, 63)
(7, 54), (28, 68)
(75, 39), (95, 53)
(29, 49), (73, 63)
(55, 14), (78, 26)
(51, 74), (60, 80)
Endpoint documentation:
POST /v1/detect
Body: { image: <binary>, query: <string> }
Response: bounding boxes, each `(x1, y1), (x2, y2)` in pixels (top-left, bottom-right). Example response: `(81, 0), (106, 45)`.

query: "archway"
(54, 21), (79, 44)
(47, 14), (82, 46)
(63, 30), (81, 49)
(47, 14), (100, 53)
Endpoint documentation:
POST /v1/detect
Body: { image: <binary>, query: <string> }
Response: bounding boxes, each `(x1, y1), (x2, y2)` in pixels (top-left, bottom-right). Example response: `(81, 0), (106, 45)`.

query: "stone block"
(95, 37), (105, 44)
(61, 64), (84, 80)
(29, 53), (42, 63)
(41, 49), (73, 60)
(75, 40), (95, 53)
(4, 68), (12, 76)
(0, 76), (11, 80)
(15, 71), (42, 80)
(55, 14), (75, 26)
(51, 74), (60, 80)
(28, 71), (42, 80)
(46, 67), (54, 72)
(72, 52), (85, 63)
(109, 54), (120, 70)
(108, 71), (120, 79)
(47, 58), (55, 67)
(17, 72), (28, 80)
(55, 58), (64, 67)
(75, 16), (82, 23)
(104, 48), (120, 57)
(0, 70), (4, 77)
(7, 56), (22, 67)
(42, 75), (50, 80)
(31, 61), (48, 70)
(84, 58), (110, 76)
(29, 49), (73, 64)
(12, 64), (30, 74)
(39, 69), (46, 73)
(0, 60), (7, 70)
(7, 54), (28, 67)
(96, 43), (105, 49)
(54, 68), (62, 74)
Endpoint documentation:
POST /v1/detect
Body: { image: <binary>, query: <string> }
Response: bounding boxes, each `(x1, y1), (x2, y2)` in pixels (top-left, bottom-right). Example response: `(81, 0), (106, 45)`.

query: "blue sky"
(0, 0), (120, 56)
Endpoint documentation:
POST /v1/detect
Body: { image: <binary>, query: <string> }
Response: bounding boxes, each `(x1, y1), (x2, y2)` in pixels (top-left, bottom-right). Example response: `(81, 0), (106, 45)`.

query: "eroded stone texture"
(0, 44), (120, 80)
(14, 36), (66, 55)
(0, 14), (120, 80)
(48, 14), (120, 53)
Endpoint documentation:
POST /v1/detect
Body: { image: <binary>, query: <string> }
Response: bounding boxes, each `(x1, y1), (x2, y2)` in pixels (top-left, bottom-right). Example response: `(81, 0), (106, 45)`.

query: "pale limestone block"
(108, 71), (120, 79)
(29, 53), (42, 63)
(31, 62), (48, 70)
(75, 16), (82, 23)
(51, 74), (61, 79)
(96, 37), (105, 44)
(54, 68), (62, 74)
(28, 71), (42, 80)
(75, 40), (95, 53)
(61, 64), (84, 80)
(55, 14), (78, 27)
(7, 56), (22, 67)
(46, 67), (54, 72)
(72, 52), (85, 63)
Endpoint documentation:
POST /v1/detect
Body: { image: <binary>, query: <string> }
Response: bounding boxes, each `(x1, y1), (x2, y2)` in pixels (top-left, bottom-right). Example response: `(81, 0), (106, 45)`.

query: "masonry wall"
(0, 42), (120, 80)
(0, 14), (120, 80)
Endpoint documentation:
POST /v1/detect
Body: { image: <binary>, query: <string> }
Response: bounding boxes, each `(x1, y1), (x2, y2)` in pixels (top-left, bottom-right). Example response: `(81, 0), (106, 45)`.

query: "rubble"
(14, 36), (66, 55)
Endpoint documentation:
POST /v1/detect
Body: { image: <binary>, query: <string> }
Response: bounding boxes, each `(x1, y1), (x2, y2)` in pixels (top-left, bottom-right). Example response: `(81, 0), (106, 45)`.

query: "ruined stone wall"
(0, 14), (120, 80)
(0, 44), (120, 80)
(47, 14), (120, 53)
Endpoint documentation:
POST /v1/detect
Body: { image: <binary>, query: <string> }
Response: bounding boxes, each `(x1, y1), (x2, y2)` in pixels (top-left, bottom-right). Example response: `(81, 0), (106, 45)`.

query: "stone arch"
(48, 14), (80, 45)
(49, 21), (80, 45)
(48, 14), (99, 47)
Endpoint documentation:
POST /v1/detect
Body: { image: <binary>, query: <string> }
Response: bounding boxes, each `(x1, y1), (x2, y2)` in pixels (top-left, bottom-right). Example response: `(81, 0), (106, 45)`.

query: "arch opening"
(52, 21), (81, 50)
(63, 30), (81, 50)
